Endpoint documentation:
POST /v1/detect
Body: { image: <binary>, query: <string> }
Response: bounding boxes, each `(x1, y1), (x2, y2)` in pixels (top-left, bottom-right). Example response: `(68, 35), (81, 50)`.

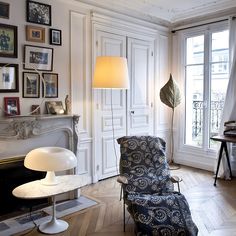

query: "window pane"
(185, 65), (204, 147)
(187, 35), (204, 64)
(211, 30), (229, 62)
(210, 31), (229, 149)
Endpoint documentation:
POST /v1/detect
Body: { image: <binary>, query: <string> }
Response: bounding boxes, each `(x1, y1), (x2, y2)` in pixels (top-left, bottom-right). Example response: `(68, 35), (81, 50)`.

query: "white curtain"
(216, 17), (236, 178)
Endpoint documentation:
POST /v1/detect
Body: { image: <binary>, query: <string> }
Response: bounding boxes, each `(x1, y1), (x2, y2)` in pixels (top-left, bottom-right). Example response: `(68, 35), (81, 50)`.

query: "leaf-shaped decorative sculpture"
(160, 74), (181, 109)
(159, 73), (181, 166)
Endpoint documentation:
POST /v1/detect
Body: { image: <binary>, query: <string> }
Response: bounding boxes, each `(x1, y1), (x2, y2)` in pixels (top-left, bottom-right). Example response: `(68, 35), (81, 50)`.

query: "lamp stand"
(111, 89), (119, 175)
(39, 196), (68, 234)
(41, 171), (59, 186)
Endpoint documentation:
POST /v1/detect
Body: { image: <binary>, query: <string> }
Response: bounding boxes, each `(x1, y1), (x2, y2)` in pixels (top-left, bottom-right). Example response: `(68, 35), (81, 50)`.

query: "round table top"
(12, 175), (82, 199)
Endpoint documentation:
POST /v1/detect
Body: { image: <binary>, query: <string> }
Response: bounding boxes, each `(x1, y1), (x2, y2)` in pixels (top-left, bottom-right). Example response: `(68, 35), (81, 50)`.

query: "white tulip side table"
(12, 175), (82, 234)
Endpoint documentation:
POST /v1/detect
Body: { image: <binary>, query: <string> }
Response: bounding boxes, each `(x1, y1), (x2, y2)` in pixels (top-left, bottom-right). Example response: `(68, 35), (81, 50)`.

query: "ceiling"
(78, 0), (236, 24)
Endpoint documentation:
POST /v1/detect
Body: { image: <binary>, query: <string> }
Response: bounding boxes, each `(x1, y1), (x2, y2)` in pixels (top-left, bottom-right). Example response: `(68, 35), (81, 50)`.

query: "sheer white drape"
(216, 17), (236, 178)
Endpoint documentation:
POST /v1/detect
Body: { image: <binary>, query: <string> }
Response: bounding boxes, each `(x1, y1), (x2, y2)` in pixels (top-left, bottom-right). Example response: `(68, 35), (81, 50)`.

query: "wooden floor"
(16, 166), (236, 236)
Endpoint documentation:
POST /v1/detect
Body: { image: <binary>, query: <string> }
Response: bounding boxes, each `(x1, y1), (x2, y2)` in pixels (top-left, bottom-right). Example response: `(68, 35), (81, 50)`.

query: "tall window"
(185, 29), (229, 149)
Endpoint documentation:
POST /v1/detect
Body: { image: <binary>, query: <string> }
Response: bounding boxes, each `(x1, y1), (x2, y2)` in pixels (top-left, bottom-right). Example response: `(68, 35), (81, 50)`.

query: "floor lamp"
(93, 56), (129, 174)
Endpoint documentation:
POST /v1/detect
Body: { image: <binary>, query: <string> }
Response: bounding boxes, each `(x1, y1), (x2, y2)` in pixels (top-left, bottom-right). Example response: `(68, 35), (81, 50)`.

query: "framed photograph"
(4, 97), (20, 116)
(42, 73), (58, 98)
(50, 29), (61, 46)
(0, 23), (17, 58)
(24, 45), (53, 71)
(0, 2), (9, 19)
(22, 72), (40, 98)
(26, 0), (51, 26)
(26, 25), (45, 43)
(31, 105), (40, 115)
(45, 101), (64, 115)
(0, 63), (18, 92)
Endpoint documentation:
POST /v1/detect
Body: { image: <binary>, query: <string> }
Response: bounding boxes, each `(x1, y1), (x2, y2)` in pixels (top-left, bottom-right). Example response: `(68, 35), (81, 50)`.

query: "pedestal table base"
(39, 196), (68, 234)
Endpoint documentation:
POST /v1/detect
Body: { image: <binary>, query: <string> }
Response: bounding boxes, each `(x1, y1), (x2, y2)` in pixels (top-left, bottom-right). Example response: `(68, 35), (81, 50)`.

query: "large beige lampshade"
(93, 56), (129, 89)
(24, 147), (77, 185)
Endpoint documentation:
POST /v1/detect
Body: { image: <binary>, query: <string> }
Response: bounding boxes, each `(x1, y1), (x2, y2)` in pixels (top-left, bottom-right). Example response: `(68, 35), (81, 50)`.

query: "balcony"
(192, 100), (224, 146)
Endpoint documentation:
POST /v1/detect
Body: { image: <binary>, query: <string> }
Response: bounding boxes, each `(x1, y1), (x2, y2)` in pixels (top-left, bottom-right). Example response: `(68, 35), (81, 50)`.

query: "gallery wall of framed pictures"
(0, 0), (64, 117)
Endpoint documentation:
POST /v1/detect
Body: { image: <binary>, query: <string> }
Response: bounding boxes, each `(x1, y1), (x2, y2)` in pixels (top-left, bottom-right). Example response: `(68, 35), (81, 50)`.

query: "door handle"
(130, 111), (135, 114)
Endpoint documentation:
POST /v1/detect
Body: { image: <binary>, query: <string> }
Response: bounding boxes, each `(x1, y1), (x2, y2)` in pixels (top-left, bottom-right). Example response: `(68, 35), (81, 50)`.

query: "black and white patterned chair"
(117, 136), (198, 236)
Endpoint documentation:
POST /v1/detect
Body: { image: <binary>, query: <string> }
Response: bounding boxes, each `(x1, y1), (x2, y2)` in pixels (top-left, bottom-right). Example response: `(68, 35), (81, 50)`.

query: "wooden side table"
(12, 175), (82, 234)
(210, 135), (234, 186)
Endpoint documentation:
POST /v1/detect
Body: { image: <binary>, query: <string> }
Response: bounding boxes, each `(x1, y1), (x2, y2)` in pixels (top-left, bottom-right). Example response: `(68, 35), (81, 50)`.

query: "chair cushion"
(117, 136), (174, 194)
(127, 192), (198, 236)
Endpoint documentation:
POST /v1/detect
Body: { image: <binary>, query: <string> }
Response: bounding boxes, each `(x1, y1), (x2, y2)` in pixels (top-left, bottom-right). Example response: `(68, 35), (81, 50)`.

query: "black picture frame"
(0, 23), (17, 58)
(26, 0), (51, 26)
(22, 72), (40, 98)
(42, 73), (58, 98)
(49, 29), (62, 46)
(24, 45), (53, 71)
(0, 2), (10, 19)
(0, 63), (18, 92)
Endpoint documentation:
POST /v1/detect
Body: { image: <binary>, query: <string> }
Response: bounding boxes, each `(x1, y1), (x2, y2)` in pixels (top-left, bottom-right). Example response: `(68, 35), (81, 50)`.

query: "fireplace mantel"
(0, 115), (80, 217)
(0, 114), (80, 161)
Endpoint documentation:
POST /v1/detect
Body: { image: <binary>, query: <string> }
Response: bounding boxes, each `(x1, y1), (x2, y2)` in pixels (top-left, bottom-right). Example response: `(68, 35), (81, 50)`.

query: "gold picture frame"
(45, 101), (64, 115)
(26, 25), (45, 43)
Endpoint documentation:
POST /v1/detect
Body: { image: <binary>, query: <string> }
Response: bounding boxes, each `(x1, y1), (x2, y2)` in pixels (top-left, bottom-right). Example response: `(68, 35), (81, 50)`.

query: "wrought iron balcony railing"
(192, 100), (224, 138)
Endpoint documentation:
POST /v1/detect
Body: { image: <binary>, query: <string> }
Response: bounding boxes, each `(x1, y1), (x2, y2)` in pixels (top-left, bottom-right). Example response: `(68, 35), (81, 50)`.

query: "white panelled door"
(94, 31), (127, 180)
(94, 31), (155, 180)
(127, 38), (154, 136)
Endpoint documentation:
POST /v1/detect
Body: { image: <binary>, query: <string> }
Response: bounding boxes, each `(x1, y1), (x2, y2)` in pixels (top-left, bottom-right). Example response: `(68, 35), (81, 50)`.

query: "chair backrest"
(117, 136), (174, 194)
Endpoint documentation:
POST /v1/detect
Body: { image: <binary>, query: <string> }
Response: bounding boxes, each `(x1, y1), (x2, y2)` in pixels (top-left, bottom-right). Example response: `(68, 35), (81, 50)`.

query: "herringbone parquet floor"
(16, 166), (236, 236)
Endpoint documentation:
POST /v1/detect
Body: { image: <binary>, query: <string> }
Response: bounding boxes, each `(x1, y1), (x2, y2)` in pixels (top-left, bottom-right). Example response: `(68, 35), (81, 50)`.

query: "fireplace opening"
(0, 157), (50, 221)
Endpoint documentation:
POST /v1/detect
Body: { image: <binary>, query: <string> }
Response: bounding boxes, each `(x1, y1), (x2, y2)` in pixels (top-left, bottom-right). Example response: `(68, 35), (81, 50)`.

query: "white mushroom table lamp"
(22, 147), (77, 234)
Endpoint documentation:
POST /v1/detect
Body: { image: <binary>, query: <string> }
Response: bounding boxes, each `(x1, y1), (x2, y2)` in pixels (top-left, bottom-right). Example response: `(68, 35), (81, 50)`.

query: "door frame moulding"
(70, 10), (93, 186)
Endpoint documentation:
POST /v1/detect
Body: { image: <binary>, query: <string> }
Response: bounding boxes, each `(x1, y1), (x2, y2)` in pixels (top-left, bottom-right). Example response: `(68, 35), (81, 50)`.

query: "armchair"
(117, 136), (198, 235)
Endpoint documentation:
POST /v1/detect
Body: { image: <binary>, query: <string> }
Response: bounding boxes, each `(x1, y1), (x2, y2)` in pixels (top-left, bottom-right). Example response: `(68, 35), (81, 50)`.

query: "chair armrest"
(171, 175), (182, 183)
(117, 175), (128, 184)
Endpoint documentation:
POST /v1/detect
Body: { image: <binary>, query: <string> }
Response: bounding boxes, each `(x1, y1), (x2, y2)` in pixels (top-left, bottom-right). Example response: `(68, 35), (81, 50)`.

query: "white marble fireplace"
(0, 114), (80, 218)
(0, 114), (79, 160)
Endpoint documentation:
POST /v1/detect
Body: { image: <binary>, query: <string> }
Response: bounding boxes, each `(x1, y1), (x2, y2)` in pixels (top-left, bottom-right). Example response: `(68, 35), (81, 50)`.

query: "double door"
(93, 30), (154, 180)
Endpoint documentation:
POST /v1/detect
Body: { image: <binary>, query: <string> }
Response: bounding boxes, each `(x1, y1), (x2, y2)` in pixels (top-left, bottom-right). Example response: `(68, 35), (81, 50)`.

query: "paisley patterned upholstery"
(128, 192), (198, 236)
(117, 136), (198, 236)
(117, 136), (174, 194)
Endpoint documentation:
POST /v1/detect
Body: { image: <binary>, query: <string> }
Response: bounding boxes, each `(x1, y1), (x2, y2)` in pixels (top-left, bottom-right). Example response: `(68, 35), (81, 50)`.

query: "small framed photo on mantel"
(45, 101), (64, 115)
(4, 97), (20, 116)
(31, 105), (40, 115)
